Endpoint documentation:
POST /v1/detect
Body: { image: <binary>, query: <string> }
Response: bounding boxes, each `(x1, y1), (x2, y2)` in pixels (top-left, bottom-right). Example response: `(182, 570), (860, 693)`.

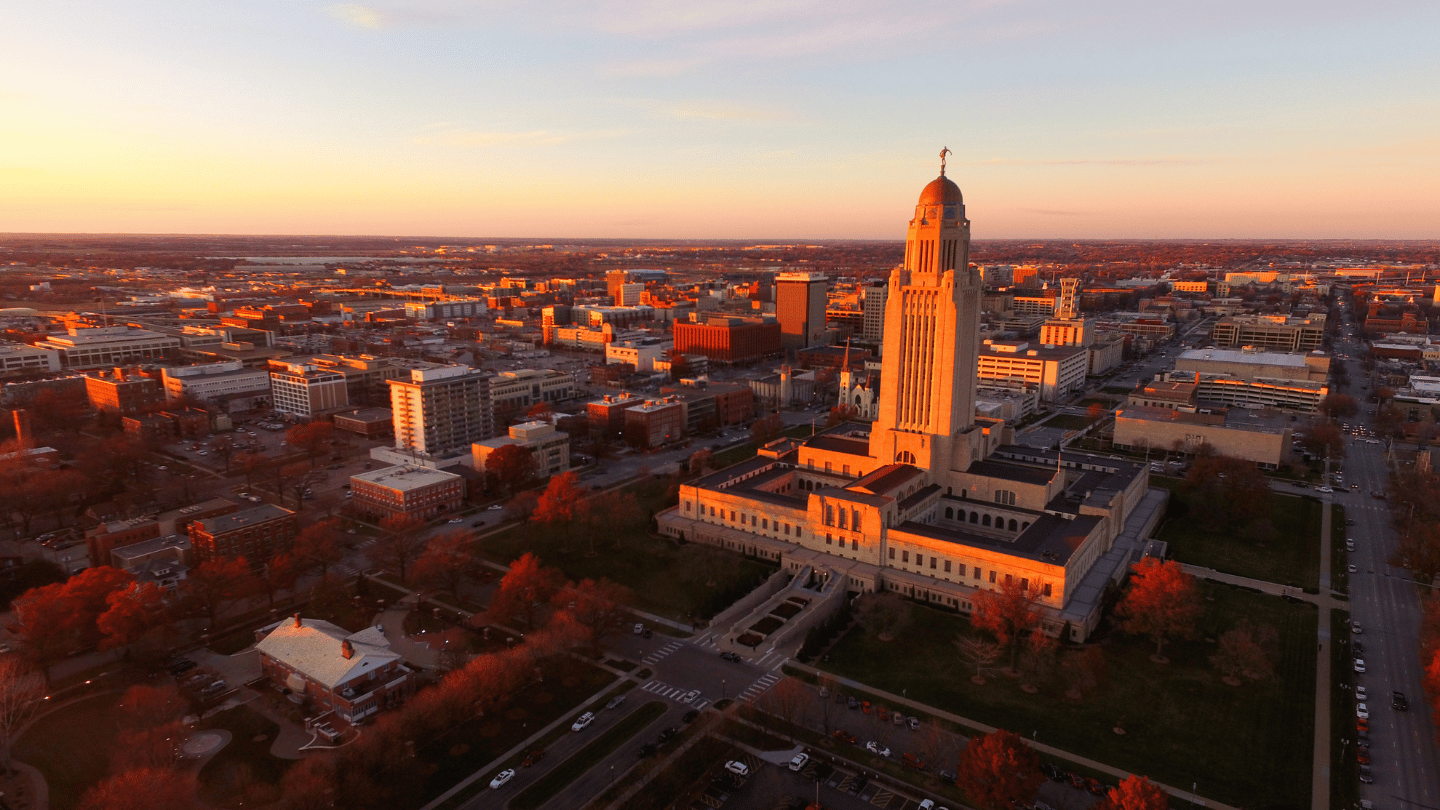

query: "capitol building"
(657, 165), (1168, 642)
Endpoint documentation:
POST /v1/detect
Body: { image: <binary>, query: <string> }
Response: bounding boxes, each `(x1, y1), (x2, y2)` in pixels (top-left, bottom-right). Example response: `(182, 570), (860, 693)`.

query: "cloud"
(329, 4), (386, 29)
(972, 157), (1212, 167)
(409, 126), (630, 148)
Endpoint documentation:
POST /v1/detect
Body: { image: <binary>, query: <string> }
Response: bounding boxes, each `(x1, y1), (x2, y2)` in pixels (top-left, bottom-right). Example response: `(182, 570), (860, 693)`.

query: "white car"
(1349, 565), (1357, 574)
(724, 760), (749, 776)
(1356, 686), (1368, 701)
(865, 741), (891, 757)
(918, 801), (935, 810)
(448, 518), (464, 523)
(1357, 703), (1369, 719)
(1354, 659), (1366, 673)
(571, 712), (594, 732)
(1317, 486), (1333, 494)
(788, 752), (810, 772)
(1352, 622), (1362, 634)
(489, 769), (515, 789)
(488, 504), (504, 510)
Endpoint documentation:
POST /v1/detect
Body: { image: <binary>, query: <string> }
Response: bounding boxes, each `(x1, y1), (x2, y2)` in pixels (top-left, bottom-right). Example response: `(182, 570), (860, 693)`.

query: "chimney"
(293, 613), (302, 628)
(341, 639), (354, 659)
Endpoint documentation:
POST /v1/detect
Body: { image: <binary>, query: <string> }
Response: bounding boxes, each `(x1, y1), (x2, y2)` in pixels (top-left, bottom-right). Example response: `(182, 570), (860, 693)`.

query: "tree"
(1093, 775), (1171, 810)
(237, 451), (268, 490)
(413, 530), (480, 596)
(1299, 421), (1347, 460)
(596, 490), (643, 549)
(1181, 452), (1272, 531)
(1116, 558), (1204, 662)
(687, 448), (715, 476)
(750, 412), (784, 446)
(79, 768), (196, 810)
(534, 472), (585, 551)
(185, 557), (257, 628)
(371, 514), (428, 582)
(1086, 402), (1108, 425)
(290, 519), (346, 581)
(1062, 646), (1108, 700)
(854, 591), (911, 642)
(0, 657), (44, 774)
(1392, 520), (1440, 581)
(825, 404), (860, 428)
(486, 443), (538, 496)
(813, 675), (843, 736)
(1319, 394), (1359, 419)
(554, 577), (634, 652)
(954, 729), (1044, 810)
(96, 582), (167, 650)
(757, 677), (810, 737)
(1211, 622), (1278, 684)
(971, 578), (1045, 672)
(956, 635), (1003, 684)
(525, 401), (554, 421)
(211, 434), (237, 473)
(506, 489), (540, 522)
(1017, 625), (1059, 689)
(487, 552), (564, 631)
(286, 421), (335, 468)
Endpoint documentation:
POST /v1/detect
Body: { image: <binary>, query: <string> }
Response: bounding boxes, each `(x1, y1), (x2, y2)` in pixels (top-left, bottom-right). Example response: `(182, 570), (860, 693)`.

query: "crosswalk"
(640, 679), (709, 710)
(641, 640), (683, 666)
(334, 563), (359, 578)
(738, 672), (781, 703)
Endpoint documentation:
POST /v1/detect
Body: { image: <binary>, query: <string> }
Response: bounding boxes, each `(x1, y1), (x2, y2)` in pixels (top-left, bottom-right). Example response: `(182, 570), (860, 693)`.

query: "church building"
(657, 159), (1168, 641)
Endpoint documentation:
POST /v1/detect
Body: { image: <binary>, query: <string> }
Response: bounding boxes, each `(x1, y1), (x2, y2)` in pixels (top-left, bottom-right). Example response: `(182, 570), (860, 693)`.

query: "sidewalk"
(1312, 500), (1335, 810)
(377, 593), (442, 670)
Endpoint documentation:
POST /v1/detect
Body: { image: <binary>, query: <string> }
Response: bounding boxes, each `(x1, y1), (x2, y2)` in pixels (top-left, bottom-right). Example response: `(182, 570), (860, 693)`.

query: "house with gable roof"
(254, 615), (414, 723)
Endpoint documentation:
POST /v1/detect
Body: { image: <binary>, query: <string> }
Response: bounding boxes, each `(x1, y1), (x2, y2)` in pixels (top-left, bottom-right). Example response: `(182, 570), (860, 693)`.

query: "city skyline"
(3, 1), (1439, 239)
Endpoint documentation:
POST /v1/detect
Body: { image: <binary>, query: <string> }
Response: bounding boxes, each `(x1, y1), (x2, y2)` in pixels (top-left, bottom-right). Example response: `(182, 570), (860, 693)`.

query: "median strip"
(509, 700), (669, 810)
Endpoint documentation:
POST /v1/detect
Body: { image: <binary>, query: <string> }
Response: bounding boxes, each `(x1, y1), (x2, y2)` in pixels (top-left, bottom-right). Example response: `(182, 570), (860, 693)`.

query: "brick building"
(623, 397), (685, 449)
(673, 317), (782, 365)
(255, 616), (413, 725)
(85, 368), (164, 414)
(349, 466), (464, 521)
(84, 517), (161, 568)
(587, 392), (646, 437)
(189, 504), (298, 565)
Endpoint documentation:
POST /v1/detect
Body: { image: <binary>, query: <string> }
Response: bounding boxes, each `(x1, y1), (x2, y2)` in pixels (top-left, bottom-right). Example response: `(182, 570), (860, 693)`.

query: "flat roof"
(352, 465), (462, 489)
(195, 503), (294, 534)
(1179, 348), (1311, 366)
(895, 512), (1103, 565)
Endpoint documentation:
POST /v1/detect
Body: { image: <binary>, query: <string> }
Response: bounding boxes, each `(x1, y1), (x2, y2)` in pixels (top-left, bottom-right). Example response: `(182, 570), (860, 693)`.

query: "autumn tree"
(1392, 520), (1440, 581)
(825, 404), (860, 428)
(237, 450), (268, 490)
(1062, 646), (1108, 700)
(486, 443), (538, 496)
(687, 448), (715, 476)
(955, 729), (1044, 810)
(506, 489), (540, 523)
(1093, 775), (1171, 810)
(525, 401), (554, 421)
(0, 657), (44, 774)
(290, 519), (346, 581)
(96, 582), (167, 650)
(956, 635), (1003, 684)
(286, 421), (335, 468)
(185, 556), (258, 628)
(79, 767), (196, 810)
(413, 530), (480, 596)
(749, 412), (785, 446)
(211, 433), (237, 473)
(1181, 452), (1271, 531)
(1299, 421), (1347, 460)
(855, 591), (911, 641)
(1319, 394), (1359, 419)
(111, 683), (188, 774)
(534, 472), (585, 551)
(554, 577), (634, 653)
(371, 514), (429, 582)
(1086, 402), (1108, 425)
(487, 552), (564, 631)
(1211, 622), (1278, 684)
(1116, 558), (1204, 662)
(971, 578), (1045, 673)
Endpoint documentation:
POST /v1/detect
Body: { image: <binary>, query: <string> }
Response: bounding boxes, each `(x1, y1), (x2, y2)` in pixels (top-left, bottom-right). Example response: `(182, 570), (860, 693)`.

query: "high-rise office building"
(776, 272), (828, 351)
(861, 281), (889, 343)
(388, 365), (492, 459)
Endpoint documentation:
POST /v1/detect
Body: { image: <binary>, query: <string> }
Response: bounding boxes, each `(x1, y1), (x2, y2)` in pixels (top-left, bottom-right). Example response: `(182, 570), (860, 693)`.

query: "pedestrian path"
(640, 679), (709, 709)
(738, 672), (781, 703)
(642, 640), (683, 666)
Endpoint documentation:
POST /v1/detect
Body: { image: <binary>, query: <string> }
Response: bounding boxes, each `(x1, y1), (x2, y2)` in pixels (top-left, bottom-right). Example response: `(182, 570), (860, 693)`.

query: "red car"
(521, 749), (546, 767)
(831, 730), (857, 745)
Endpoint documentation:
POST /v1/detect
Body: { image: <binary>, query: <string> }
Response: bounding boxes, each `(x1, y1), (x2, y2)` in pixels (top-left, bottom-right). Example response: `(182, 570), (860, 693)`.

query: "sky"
(2, 1), (1439, 240)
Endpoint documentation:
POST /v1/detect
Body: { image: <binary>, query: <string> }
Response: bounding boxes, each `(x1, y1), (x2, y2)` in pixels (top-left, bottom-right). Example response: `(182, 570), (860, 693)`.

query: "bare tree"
(955, 635), (1002, 684)
(855, 591), (912, 641)
(0, 657), (45, 774)
(756, 677), (810, 738)
(814, 675), (843, 737)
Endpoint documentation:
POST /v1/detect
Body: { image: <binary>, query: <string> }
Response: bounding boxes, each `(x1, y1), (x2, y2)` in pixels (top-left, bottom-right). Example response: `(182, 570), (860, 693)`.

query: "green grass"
(14, 691), (125, 810)
(509, 701), (669, 810)
(1331, 504), (1350, 596)
(417, 660), (617, 807)
(206, 627), (256, 655)
(1329, 608), (1360, 810)
(478, 478), (776, 624)
(1156, 484), (1322, 591)
(822, 583), (1318, 810)
(196, 706), (291, 808)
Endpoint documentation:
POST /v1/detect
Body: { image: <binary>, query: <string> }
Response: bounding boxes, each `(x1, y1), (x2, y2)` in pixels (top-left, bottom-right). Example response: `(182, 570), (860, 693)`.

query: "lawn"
(417, 658), (616, 807)
(196, 706), (291, 808)
(822, 583), (1318, 810)
(509, 700), (669, 810)
(478, 478), (776, 624)
(1042, 413), (1094, 431)
(1156, 483), (1322, 591)
(1329, 608), (1359, 810)
(14, 692), (125, 810)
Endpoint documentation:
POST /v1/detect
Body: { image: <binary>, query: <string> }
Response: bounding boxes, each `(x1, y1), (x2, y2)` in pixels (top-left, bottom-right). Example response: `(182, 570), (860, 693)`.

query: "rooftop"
(352, 465), (462, 489)
(1178, 348), (1314, 367)
(194, 503), (295, 534)
(255, 617), (403, 690)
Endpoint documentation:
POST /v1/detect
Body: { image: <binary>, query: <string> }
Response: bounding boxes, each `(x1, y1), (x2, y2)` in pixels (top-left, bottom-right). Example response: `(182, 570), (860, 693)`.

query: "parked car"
(571, 712), (594, 731)
(1354, 658), (1366, 673)
(901, 752), (928, 770)
(633, 623), (644, 635)
(605, 695), (626, 710)
(847, 697), (859, 710)
(831, 729), (857, 745)
(489, 769), (515, 789)
(907, 716), (921, 730)
(864, 741), (891, 758)
(682, 709), (700, 723)
(789, 752), (810, 772)
(725, 760), (749, 776)
(1357, 703), (1370, 719)
(720, 651), (742, 662)
(1356, 686), (1368, 701)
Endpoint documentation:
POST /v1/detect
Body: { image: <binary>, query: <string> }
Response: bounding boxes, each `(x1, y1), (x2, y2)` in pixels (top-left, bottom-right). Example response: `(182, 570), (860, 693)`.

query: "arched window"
(1021, 521), (1030, 531)
(1008, 518), (1018, 531)
(982, 514), (992, 527)
(896, 450), (916, 464)
(969, 512), (978, 523)
(945, 507), (954, 519)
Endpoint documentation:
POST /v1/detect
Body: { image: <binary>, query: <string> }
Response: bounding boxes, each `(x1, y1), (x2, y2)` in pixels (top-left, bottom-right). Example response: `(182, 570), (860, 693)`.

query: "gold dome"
(918, 175), (962, 206)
